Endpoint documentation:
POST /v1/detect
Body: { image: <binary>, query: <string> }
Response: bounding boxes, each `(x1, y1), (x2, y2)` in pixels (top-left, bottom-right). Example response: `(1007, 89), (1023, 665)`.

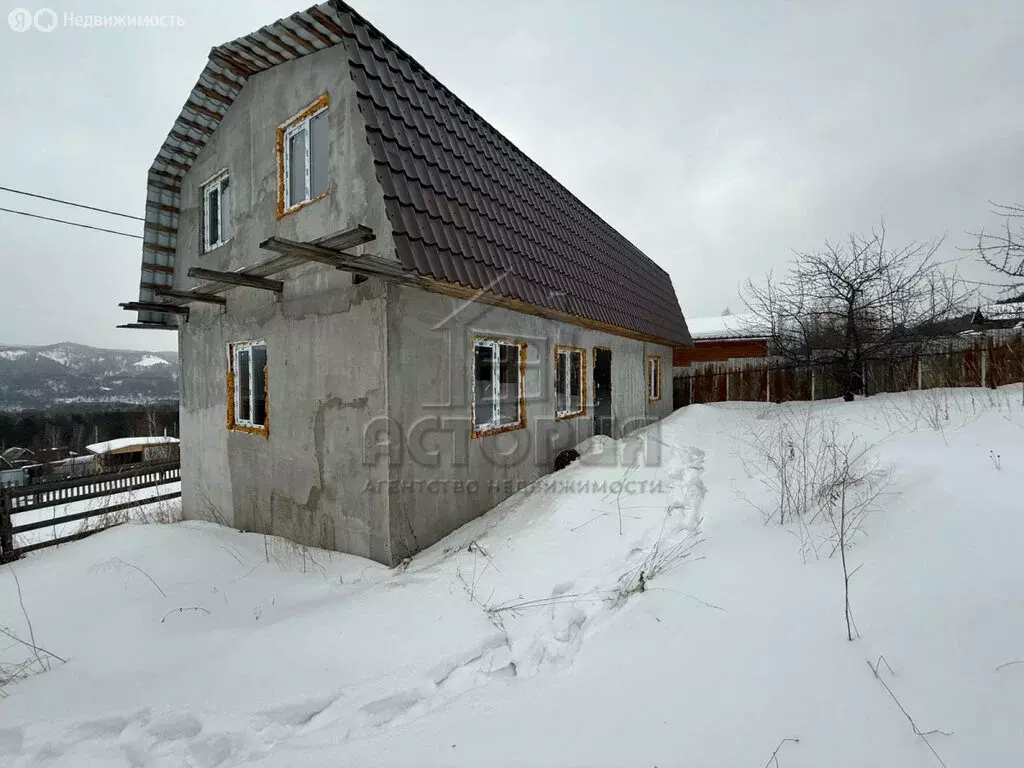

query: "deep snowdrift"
(1, 386), (1022, 767)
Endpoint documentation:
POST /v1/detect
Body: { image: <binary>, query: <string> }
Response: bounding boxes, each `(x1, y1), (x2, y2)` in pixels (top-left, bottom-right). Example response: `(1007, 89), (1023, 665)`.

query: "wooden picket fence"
(0, 460), (180, 562)
(674, 333), (1024, 407)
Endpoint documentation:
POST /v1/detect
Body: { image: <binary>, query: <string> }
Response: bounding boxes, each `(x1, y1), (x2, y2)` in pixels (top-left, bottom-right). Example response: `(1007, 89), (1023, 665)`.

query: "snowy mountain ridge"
(0, 342), (179, 410)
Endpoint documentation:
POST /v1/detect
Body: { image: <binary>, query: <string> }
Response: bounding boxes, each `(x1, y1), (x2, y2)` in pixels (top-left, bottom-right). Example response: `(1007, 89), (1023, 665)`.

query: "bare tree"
(42, 422), (62, 452)
(971, 202), (1024, 300)
(70, 422), (87, 453)
(743, 224), (968, 394)
(144, 406), (158, 437)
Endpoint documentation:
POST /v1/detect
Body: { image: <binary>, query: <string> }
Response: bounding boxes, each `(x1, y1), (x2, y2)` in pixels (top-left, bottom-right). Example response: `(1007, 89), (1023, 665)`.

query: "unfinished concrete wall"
(175, 46), (396, 563)
(382, 286), (673, 561)
(169, 43), (676, 566)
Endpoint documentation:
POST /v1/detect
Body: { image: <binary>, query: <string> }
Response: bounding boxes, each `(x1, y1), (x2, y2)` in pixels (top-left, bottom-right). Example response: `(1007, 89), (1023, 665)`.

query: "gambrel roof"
(136, 1), (692, 346)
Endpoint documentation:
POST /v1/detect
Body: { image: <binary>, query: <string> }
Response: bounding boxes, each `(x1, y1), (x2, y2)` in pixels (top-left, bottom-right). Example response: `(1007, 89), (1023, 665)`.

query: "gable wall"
(175, 45), (397, 563)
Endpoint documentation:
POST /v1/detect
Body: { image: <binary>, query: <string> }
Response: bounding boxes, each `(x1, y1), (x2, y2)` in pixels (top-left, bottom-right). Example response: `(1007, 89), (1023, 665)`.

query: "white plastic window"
(231, 341), (268, 428)
(283, 107), (329, 209)
(555, 347), (584, 417)
(202, 172), (230, 252)
(473, 339), (524, 433)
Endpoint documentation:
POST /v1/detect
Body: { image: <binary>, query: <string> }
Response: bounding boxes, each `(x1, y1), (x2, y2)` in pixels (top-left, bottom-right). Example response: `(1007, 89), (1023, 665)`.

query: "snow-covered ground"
(1, 386), (1022, 767)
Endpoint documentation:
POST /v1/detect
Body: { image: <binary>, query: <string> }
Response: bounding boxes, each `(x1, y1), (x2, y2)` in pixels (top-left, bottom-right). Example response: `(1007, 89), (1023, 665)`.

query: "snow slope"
(135, 355), (171, 368)
(1, 386), (1022, 767)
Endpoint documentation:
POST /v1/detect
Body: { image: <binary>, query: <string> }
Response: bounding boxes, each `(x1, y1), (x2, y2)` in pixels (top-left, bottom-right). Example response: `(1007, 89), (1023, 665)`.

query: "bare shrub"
(817, 432), (891, 640)
(873, 384), (1006, 439)
(868, 656), (953, 767)
(989, 450), (1002, 470)
(195, 484), (231, 528)
(619, 514), (705, 597)
(763, 737), (800, 768)
(739, 407), (890, 560)
(91, 558), (167, 597)
(1, 568), (65, 698)
(72, 482), (183, 540)
(741, 407), (890, 636)
(269, 536), (328, 576)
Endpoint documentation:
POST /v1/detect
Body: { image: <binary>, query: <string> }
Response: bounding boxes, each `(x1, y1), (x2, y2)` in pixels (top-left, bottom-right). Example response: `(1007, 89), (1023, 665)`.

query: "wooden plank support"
(259, 236), (358, 267)
(316, 224), (375, 250)
(119, 302), (190, 315)
(154, 225), (378, 297)
(258, 236), (417, 282)
(259, 236), (370, 284)
(188, 267), (283, 293)
(155, 288), (227, 305)
(117, 323), (178, 331)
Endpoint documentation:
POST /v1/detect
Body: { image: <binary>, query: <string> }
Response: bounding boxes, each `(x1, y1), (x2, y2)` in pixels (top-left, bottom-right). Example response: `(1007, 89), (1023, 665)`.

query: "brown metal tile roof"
(336, 5), (690, 345)
(135, 1), (691, 346)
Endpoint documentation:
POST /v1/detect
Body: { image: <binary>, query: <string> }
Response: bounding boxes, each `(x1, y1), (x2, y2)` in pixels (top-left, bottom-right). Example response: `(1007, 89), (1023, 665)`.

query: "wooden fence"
(674, 334), (1024, 408)
(0, 460), (180, 563)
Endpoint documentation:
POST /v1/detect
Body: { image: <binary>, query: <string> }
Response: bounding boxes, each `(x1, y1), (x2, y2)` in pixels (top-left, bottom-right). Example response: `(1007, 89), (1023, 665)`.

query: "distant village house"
(86, 436), (181, 471)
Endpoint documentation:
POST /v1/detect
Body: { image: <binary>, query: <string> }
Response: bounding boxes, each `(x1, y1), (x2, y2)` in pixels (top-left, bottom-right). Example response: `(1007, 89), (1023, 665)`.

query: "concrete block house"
(121, 1), (691, 565)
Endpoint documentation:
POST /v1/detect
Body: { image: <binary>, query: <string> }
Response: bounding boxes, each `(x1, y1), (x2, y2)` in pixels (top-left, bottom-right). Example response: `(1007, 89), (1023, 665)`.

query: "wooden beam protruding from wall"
(186, 268), (283, 293)
(119, 302), (190, 315)
(155, 288), (227, 305)
(258, 236), (413, 282)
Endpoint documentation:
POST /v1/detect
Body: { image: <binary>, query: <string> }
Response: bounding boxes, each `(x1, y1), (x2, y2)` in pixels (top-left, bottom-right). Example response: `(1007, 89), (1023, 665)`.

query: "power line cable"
(0, 185), (144, 221)
(0, 207), (143, 239)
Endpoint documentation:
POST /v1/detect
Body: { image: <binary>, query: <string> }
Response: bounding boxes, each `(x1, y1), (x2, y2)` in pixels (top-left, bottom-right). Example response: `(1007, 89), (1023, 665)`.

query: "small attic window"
(202, 170), (230, 252)
(278, 94), (329, 216)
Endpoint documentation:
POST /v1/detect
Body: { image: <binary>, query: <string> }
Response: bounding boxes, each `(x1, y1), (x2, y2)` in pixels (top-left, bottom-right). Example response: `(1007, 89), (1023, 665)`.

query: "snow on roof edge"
(86, 436), (180, 455)
(685, 313), (771, 341)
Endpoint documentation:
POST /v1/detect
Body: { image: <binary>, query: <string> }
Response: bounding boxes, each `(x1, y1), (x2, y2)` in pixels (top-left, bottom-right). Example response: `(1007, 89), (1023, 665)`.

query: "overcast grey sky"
(1, 0), (1021, 352)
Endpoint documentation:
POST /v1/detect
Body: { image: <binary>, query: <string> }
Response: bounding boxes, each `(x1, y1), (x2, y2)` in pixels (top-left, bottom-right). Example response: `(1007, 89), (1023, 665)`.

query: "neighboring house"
(0, 456), (27, 489)
(86, 436), (181, 470)
(671, 313), (770, 408)
(973, 301), (1024, 331)
(48, 454), (100, 481)
(1, 447), (35, 468)
(672, 313), (771, 368)
(118, 2), (692, 565)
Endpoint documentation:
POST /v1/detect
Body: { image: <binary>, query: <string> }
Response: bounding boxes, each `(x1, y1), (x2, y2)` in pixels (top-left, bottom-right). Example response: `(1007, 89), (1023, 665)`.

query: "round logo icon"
(8, 8), (34, 31)
(33, 8), (57, 31)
